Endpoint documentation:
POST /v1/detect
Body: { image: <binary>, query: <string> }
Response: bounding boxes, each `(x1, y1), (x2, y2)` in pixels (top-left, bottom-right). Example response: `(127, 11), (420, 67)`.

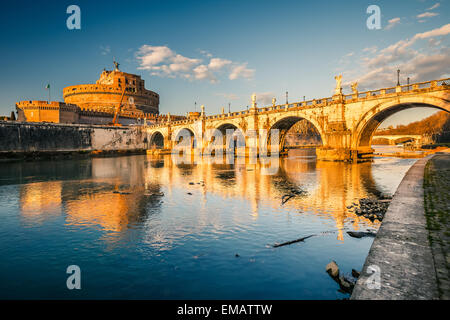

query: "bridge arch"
(214, 121), (245, 135)
(149, 130), (165, 149)
(213, 122), (246, 148)
(267, 115), (324, 152)
(173, 127), (197, 149)
(353, 96), (450, 149)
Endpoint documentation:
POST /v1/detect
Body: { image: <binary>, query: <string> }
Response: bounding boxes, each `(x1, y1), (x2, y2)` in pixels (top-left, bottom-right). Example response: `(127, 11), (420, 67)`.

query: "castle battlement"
(63, 68), (159, 115)
(15, 63), (166, 125)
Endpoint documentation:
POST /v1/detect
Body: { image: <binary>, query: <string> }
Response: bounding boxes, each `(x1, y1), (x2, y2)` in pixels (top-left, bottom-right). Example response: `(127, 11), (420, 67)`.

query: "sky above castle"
(1, 0), (449, 127)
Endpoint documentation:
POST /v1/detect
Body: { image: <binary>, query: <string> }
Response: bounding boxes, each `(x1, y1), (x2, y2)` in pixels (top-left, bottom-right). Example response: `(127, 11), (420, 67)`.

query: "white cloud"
(427, 3), (440, 10)
(193, 65), (217, 83)
(100, 45), (111, 55)
(344, 24), (450, 90)
(216, 93), (240, 101)
(385, 17), (401, 30)
(199, 49), (213, 58)
(136, 45), (174, 71)
(417, 12), (439, 19)
(363, 46), (377, 54)
(229, 63), (255, 80)
(169, 54), (201, 73)
(413, 23), (450, 39)
(208, 58), (232, 70)
(136, 45), (254, 83)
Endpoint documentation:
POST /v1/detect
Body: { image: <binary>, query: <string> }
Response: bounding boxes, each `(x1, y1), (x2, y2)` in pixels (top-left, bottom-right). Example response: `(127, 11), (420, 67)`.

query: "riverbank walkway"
(352, 152), (450, 300)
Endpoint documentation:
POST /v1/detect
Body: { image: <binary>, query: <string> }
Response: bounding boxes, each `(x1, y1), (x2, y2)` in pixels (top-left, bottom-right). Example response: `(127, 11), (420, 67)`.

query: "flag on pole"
(45, 84), (50, 102)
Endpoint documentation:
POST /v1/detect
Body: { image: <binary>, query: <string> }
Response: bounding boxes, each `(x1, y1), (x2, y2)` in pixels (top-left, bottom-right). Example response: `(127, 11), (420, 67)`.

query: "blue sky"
(0, 0), (449, 127)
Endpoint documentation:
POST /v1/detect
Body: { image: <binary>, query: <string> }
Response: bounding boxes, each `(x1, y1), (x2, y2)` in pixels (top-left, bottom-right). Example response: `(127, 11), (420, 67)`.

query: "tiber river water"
(0, 148), (418, 299)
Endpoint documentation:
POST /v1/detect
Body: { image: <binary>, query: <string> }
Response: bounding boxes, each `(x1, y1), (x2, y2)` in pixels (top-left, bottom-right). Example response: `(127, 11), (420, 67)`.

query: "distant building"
(63, 67), (159, 115)
(16, 101), (79, 123)
(15, 64), (173, 125)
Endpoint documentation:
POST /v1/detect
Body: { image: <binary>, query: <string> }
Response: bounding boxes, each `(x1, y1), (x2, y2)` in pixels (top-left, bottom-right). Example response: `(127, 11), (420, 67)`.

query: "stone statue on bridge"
(272, 97), (276, 106)
(251, 94), (257, 108)
(334, 75), (343, 95)
(351, 82), (359, 95)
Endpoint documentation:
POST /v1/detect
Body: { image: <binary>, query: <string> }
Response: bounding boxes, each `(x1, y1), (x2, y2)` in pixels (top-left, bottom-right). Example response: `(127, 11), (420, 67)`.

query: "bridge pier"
(316, 147), (374, 162)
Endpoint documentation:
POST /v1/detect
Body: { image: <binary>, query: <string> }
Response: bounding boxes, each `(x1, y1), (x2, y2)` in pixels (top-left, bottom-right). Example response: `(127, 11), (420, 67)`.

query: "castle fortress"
(63, 66), (159, 114)
(15, 64), (182, 125)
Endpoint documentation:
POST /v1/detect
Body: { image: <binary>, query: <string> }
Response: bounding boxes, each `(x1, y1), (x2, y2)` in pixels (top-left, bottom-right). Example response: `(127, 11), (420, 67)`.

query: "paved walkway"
(351, 156), (440, 299)
(423, 153), (450, 299)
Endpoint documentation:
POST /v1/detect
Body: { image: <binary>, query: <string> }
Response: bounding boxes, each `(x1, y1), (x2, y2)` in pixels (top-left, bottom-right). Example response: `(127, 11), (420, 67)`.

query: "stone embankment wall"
(351, 156), (439, 300)
(0, 121), (148, 155)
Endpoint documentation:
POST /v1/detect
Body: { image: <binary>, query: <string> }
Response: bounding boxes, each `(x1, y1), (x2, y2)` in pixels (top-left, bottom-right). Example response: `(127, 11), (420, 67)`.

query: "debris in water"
(347, 231), (376, 238)
(281, 194), (295, 205)
(272, 235), (315, 248)
(113, 191), (131, 195)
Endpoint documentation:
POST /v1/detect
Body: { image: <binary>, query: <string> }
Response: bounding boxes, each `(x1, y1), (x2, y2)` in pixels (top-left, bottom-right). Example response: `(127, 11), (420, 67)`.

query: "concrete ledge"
(351, 155), (439, 300)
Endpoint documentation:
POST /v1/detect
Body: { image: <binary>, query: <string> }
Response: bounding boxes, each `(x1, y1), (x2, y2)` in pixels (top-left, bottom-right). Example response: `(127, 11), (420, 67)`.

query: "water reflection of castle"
(18, 152), (380, 241)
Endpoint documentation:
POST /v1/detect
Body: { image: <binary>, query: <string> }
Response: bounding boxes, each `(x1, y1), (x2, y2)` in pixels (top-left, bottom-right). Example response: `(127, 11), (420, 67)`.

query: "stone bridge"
(372, 134), (426, 145)
(143, 78), (449, 162)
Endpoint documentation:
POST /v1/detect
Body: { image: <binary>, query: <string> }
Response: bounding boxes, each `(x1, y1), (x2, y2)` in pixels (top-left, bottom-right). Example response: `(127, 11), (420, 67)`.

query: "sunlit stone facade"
(63, 69), (159, 115)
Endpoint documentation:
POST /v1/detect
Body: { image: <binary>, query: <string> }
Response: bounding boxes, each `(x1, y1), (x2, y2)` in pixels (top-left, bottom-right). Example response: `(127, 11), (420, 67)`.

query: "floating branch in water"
(346, 231), (376, 238)
(281, 194), (295, 205)
(272, 234), (315, 248)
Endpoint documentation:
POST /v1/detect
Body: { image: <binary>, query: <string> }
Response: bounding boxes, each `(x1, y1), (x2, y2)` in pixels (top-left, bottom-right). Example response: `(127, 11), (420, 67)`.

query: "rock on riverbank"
(347, 195), (392, 221)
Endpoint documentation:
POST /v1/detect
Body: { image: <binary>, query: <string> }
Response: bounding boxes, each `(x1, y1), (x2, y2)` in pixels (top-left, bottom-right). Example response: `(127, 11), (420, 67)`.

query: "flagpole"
(46, 83), (51, 103)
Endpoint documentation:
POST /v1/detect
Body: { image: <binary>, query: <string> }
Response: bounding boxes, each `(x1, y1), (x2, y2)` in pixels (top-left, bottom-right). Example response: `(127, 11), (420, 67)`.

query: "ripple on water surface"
(0, 153), (418, 299)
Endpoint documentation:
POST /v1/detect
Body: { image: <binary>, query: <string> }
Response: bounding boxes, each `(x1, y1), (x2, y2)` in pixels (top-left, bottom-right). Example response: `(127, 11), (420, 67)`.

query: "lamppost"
(285, 91), (288, 104)
(228, 102), (231, 113)
(397, 69), (401, 86)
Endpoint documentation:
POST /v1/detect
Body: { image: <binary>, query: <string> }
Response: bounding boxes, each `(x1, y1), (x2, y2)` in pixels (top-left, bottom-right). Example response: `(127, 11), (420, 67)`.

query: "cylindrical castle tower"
(63, 64), (159, 115)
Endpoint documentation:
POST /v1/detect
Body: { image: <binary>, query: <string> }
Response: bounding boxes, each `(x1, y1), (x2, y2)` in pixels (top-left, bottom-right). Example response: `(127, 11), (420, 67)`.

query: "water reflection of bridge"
(14, 153), (386, 242)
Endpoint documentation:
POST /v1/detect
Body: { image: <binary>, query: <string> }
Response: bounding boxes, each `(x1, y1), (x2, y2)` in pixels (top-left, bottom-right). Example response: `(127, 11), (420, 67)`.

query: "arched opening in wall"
(149, 132), (164, 149)
(214, 123), (246, 155)
(175, 128), (197, 150)
(269, 117), (323, 156)
(358, 104), (450, 154)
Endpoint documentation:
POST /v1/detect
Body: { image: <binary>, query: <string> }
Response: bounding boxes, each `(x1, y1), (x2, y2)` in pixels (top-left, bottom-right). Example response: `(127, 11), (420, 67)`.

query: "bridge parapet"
(143, 77), (449, 161)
